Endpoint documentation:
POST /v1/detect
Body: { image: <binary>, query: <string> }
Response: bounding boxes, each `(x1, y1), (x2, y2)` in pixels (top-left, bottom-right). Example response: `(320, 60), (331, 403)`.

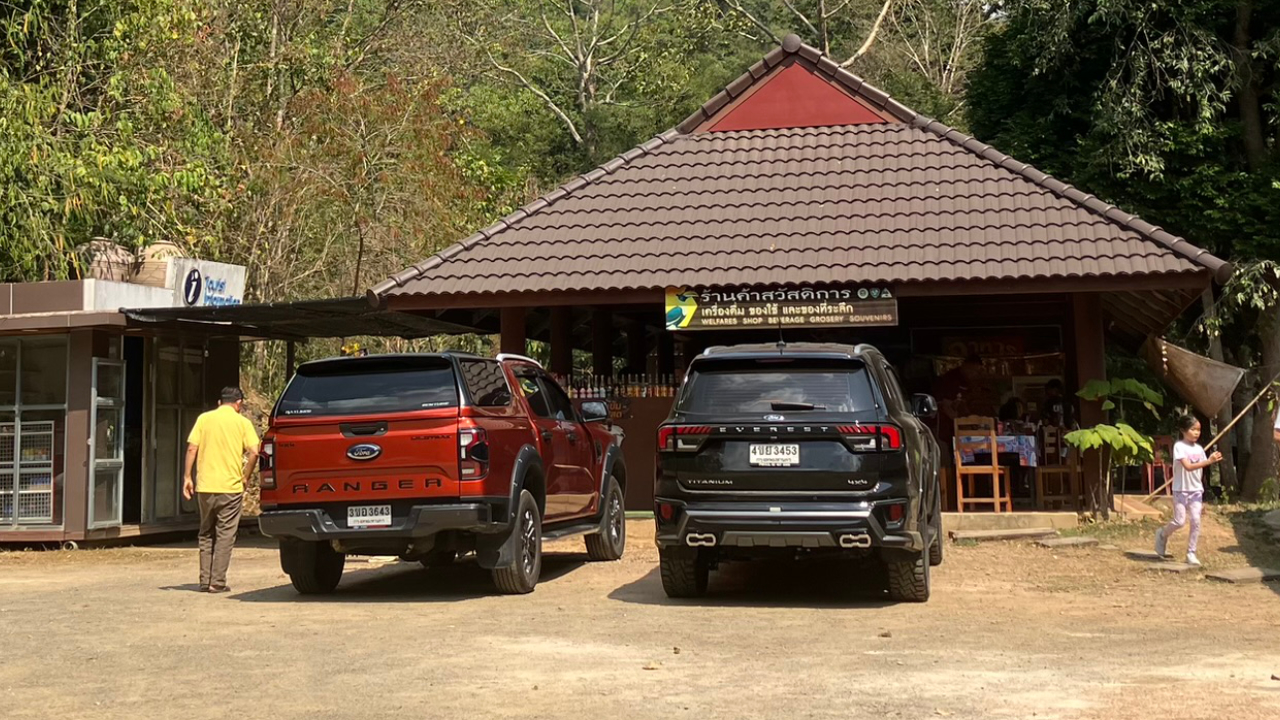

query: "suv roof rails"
(496, 353), (544, 368)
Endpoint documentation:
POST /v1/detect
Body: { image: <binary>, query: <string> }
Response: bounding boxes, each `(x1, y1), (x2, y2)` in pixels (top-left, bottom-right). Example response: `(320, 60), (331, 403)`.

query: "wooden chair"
(1035, 426), (1081, 510)
(1142, 435), (1174, 495)
(953, 416), (1012, 513)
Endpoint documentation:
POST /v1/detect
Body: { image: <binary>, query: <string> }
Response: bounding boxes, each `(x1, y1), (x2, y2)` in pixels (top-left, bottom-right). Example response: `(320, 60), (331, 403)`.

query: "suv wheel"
(492, 490), (542, 594)
(886, 546), (931, 603)
(929, 489), (944, 567)
(585, 475), (626, 561)
(659, 547), (708, 598)
(285, 541), (345, 595)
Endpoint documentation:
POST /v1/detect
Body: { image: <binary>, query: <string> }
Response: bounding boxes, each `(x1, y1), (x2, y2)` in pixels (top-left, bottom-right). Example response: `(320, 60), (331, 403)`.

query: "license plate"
(347, 504), (392, 528)
(749, 443), (800, 467)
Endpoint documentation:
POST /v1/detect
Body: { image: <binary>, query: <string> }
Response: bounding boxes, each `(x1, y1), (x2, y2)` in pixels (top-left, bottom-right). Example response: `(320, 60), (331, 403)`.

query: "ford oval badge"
(764, 414), (785, 422)
(347, 443), (382, 461)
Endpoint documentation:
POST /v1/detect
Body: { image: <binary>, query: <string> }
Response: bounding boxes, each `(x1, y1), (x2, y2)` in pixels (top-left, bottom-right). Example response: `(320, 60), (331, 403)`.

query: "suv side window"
(539, 377), (578, 422)
(880, 362), (906, 410)
(460, 360), (512, 407)
(513, 367), (554, 419)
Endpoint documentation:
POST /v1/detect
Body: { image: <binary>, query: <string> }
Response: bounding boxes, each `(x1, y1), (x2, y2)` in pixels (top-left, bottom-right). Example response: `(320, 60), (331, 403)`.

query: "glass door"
(89, 359), (126, 529)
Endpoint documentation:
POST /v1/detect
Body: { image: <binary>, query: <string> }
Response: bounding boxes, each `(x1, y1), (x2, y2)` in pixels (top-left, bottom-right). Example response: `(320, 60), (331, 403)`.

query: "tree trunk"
(1201, 292), (1239, 492)
(1234, 2), (1267, 170)
(1241, 308), (1280, 500)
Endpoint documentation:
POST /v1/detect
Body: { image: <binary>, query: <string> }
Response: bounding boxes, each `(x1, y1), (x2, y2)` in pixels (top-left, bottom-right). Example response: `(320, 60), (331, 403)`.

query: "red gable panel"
(708, 63), (889, 132)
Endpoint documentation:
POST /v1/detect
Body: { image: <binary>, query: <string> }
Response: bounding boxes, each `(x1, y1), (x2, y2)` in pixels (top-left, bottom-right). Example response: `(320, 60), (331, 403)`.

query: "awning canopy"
(123, 297), (483, 340)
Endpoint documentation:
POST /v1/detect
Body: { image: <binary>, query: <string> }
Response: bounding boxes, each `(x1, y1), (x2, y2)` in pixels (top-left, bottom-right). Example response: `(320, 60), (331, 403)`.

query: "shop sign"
(664, 286), (898, 331)
(166, 259), (246, 307)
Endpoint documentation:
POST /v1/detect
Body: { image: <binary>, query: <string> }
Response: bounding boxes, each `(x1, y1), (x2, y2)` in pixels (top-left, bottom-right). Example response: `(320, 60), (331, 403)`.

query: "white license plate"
(749, 443), (800, 467)
(348, 504), (392, 528)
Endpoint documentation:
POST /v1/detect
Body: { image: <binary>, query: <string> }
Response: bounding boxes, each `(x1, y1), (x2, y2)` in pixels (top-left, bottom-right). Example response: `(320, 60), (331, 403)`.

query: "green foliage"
(1066, 422), (1154, 466)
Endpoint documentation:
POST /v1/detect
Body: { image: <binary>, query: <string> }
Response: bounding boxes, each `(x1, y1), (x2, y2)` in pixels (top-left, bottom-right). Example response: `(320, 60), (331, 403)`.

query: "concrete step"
(949, 527), (1057, 543)
(1206, 567), (1280, 584)
(1037, 536), (1099, 549)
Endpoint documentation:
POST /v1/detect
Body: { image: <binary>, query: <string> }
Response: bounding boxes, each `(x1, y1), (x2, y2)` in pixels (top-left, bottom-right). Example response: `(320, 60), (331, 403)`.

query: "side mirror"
(911, 394), (938, 419)
(581, 401), (609, 423)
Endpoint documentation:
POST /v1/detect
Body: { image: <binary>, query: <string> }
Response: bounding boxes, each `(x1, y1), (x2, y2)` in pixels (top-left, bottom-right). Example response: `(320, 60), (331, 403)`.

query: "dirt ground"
(3, 509), (1280, 720)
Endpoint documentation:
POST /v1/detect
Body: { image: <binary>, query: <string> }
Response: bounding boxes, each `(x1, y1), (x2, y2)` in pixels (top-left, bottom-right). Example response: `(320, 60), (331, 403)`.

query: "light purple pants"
(1162, 491), (1203, 554)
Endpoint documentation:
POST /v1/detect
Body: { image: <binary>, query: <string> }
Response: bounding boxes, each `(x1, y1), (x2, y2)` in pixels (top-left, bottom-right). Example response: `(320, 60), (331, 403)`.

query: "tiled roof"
(371, 35), (1229, 302)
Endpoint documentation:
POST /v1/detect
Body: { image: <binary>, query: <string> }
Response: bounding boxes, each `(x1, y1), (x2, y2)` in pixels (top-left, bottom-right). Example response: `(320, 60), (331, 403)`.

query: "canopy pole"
(285, 340), (297, 380)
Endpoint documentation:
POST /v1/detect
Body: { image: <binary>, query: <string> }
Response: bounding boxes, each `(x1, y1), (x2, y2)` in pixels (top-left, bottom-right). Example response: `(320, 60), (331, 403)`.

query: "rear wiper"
(770, 401), (826, 411)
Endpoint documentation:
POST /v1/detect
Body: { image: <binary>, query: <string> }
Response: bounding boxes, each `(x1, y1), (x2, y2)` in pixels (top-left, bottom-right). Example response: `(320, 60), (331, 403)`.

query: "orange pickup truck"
(258, 352), (627, 595)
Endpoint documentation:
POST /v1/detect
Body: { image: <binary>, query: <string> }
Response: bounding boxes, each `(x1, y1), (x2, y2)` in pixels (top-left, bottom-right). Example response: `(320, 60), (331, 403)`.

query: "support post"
(1072, 293), (1107, 516)
(1201, 290), (1238, 492)
(500, 307), (526, 356)
(285, 340), (297, 380)
(592, 309), (613, 377)
(549, 307), (573, 377)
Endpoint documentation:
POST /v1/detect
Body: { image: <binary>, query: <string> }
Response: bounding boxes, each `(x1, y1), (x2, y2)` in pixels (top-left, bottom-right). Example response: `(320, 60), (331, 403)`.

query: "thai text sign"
(665, 286), (898, 331)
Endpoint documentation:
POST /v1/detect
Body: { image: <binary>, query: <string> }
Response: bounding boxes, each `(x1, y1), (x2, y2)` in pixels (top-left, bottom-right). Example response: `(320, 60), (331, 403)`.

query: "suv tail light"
(657, 425), (711, 452)
(258, 438), (275, 490)
(459, 419), (489, 479)
(837, 424), (903, 452)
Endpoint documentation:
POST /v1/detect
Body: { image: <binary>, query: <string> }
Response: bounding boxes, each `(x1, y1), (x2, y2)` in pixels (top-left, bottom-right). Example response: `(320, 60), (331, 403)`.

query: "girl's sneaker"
(1186, 553), (1201, 567)
(1154, 528), (1168, 558)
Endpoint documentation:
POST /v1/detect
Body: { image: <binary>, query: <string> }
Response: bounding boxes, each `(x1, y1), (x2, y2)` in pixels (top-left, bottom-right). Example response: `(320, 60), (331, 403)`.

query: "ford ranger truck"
(258, 353), (627, 595)
(654, 343), (942, 602)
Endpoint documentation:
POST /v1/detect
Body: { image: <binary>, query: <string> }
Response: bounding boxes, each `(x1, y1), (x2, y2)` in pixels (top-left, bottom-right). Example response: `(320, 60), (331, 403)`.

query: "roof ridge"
(675, 33), (1231, 284)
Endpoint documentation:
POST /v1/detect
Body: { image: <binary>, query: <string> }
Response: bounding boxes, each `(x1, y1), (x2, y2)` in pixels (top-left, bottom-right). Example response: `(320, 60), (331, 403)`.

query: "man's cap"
(221, 387), (245, 403)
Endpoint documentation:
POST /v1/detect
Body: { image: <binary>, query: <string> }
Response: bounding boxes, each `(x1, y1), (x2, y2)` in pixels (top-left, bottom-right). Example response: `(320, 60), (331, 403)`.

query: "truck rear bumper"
(259, 504), (507, 542)
(654, 500), (923, 553)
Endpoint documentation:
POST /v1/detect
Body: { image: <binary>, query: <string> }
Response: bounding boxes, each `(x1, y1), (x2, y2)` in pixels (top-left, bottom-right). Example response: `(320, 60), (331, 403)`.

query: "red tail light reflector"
(657, 425), (711, 451)
(459, 419), (489, 479)
(836, 424), (903, 451)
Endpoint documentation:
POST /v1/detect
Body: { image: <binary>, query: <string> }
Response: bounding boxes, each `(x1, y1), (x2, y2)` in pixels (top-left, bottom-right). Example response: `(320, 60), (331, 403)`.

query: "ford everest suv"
(654, 343), (941, 602)
(258, 353), (627, 595)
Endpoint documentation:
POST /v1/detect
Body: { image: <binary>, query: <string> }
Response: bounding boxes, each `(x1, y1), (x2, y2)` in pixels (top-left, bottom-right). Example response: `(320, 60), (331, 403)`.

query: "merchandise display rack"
(0, 421), (55, 523)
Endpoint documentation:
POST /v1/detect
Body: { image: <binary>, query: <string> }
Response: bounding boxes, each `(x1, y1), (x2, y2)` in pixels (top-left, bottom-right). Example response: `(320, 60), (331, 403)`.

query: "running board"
(541, 523), (599, 541)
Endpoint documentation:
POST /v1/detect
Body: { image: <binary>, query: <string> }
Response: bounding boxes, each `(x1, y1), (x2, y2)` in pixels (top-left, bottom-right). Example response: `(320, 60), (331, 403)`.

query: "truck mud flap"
(475, 523), (518, 570)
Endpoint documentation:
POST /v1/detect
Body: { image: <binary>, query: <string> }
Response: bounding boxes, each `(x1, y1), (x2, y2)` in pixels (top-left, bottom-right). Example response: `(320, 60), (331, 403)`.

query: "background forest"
(2, 1), (1278, 497)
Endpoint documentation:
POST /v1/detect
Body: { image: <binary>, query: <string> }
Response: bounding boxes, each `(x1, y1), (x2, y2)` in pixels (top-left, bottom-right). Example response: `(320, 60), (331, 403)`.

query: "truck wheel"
(929, 490), (944, 567)
(492, 490), (542, 594)
(659, 547), (708, 599)
(287, 542), (345, 595)
(886, 546), (931, 603)
(585, 475), (626, 561)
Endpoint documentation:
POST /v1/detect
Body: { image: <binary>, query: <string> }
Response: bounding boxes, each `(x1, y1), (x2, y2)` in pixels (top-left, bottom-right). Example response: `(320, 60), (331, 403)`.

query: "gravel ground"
(2, 512), (1279, 720)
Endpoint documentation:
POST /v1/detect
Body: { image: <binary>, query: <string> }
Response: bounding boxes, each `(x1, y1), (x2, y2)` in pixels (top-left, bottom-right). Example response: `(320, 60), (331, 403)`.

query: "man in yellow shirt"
(182, 387), (260, 593)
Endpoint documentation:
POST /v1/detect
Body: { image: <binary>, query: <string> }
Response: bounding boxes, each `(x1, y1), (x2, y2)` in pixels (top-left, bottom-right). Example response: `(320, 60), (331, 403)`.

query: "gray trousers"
(197, 493), (243, 588)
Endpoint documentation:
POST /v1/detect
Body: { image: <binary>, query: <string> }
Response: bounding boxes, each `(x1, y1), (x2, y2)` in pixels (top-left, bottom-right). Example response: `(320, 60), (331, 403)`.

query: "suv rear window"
(277, 358), (458, 417)
(677, 360), (878, 416)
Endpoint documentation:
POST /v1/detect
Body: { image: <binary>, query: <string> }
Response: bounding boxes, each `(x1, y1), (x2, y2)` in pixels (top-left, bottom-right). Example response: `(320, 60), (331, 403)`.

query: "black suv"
(654, 343), (942, 602)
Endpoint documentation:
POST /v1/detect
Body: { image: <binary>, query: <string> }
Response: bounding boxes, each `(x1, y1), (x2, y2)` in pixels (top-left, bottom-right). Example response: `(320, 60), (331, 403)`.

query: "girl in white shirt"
(1155, 416), (1223, 566)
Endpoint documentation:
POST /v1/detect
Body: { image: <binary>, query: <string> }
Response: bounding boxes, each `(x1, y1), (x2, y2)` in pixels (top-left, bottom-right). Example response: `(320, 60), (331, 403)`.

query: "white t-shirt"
(1172, 441), (1206, 493)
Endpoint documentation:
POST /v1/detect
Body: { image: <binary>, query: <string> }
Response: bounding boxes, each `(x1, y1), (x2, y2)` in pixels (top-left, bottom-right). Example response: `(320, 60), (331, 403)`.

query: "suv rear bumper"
(259, 503), (508, 542)
(654, 499), (924, 553)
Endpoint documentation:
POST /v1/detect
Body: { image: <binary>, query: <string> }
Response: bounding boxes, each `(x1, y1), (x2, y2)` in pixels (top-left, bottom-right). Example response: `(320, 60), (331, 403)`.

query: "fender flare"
(476, 444), (544, 570)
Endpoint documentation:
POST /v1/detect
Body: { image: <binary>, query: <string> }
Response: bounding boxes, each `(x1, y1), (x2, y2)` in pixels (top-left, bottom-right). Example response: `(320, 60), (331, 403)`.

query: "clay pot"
(131, 241), (185, 287)
(79, 240), (135, 282)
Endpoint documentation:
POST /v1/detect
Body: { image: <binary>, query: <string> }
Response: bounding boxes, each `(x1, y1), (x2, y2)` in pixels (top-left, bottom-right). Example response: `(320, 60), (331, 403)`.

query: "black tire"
(287, 541), (345, 595)
(659, 547), (708, 598)
(585, 476), (626, 561)
(492, 490), (542, 594)
(886, 546), (931, 603)
(929, 489), (944, 567)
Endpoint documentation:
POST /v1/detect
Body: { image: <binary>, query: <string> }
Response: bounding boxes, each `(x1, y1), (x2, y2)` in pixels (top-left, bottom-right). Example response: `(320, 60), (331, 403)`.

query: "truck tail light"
(837, 424), (904, 452)
(459, 420), (489, 480)
(258, 438), (275, 490)
(657, 425), (711, 452)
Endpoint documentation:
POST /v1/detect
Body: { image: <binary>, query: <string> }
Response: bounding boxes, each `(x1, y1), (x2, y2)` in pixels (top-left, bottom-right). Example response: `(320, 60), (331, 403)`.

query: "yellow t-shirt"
(188, 405), (260, 494)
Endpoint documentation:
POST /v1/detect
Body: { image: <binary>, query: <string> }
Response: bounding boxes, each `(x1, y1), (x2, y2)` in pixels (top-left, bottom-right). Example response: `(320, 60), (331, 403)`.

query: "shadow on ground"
(229, 552), (589, 603)
(609, 557), (896, 609)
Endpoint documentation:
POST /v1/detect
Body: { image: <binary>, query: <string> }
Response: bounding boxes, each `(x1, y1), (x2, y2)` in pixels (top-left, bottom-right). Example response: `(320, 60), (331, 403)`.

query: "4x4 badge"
(347, 443), (382, 461)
